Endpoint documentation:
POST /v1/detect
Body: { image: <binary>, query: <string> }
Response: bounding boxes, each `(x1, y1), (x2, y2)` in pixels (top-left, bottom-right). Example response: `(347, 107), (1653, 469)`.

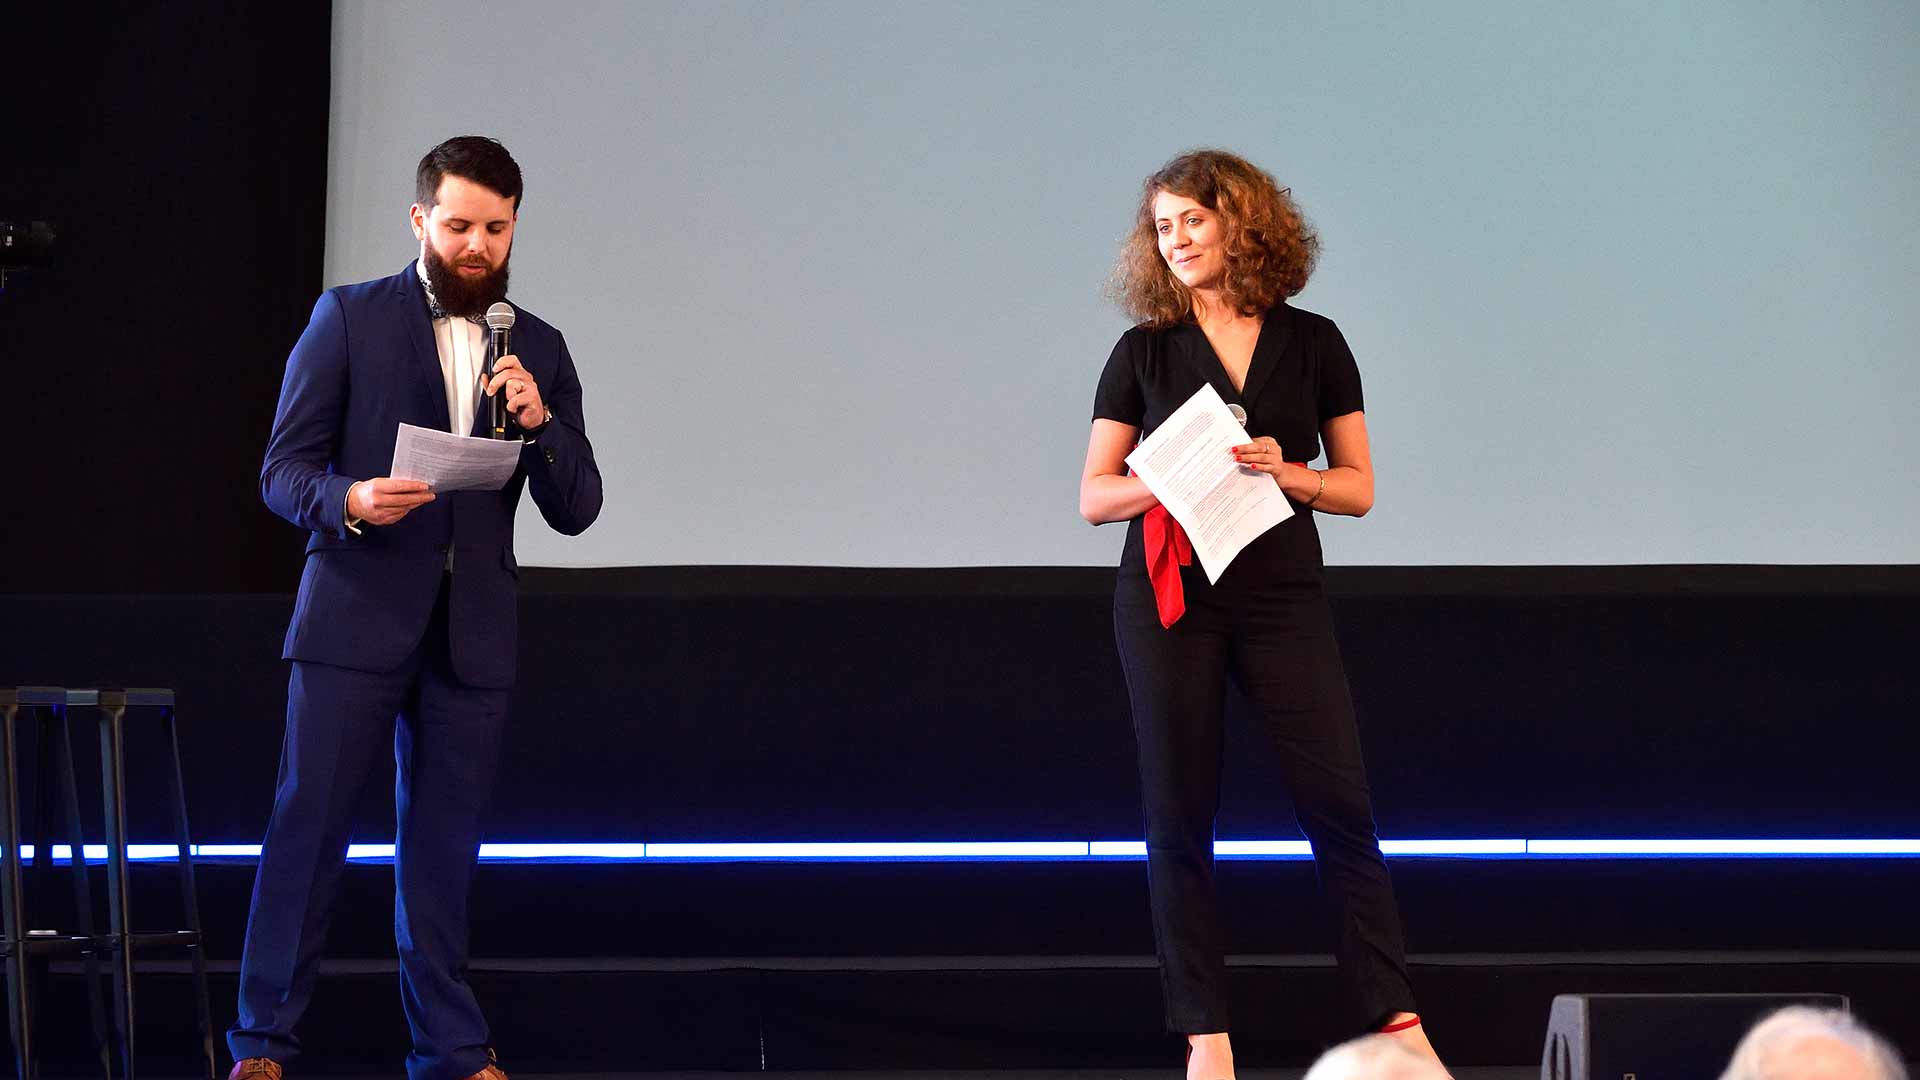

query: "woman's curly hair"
(1109, 149), (1319, 327)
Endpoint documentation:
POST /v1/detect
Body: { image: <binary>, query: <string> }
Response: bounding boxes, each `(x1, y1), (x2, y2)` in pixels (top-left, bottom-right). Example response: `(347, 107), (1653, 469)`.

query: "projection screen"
(325, 0), (1920, 568)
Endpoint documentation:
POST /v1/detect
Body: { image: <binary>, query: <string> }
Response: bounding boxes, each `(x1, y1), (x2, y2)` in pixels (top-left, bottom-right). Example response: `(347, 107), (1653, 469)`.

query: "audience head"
(1304, 1033), (1451, 1080)
(1720, 1006), (1907, 1080)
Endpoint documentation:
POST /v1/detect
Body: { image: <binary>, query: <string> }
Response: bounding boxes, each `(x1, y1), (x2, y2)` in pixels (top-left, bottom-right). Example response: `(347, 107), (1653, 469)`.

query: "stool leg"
(97, 704), (135, 1080)
(20, 713), (58, 1077)
(29, 712), (53, 931)
(2, 702), (34, 1080)
(53, 708), (112, 1080)
(162, 705), (215, 1080)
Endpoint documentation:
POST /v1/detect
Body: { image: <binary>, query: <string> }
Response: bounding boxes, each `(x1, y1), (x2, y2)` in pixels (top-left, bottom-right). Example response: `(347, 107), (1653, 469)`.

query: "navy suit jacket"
(261, 262), (602, 689)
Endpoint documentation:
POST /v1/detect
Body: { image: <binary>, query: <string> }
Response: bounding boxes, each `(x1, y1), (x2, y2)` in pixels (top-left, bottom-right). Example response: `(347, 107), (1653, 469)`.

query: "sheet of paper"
(1124, 383), (1293, 584)
(389, 422), (522, 492)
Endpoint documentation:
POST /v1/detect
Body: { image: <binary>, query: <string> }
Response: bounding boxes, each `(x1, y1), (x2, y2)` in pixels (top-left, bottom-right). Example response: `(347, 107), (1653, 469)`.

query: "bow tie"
(426, 299), (486, 324)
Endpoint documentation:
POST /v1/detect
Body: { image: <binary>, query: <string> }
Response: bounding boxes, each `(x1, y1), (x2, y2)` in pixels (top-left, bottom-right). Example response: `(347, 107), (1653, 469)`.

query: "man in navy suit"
(228, 136), (602, 1080)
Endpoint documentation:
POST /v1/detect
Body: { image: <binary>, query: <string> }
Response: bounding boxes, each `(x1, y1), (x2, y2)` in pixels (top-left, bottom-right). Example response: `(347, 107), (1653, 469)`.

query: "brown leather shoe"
(228, 1060), (283, 1080)
(460, 1048), (507, 1080)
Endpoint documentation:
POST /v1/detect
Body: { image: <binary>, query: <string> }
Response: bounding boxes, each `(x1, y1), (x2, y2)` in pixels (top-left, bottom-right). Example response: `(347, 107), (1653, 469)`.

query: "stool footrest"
(2, 932), (103, 956)
(115, 929), (201, 950)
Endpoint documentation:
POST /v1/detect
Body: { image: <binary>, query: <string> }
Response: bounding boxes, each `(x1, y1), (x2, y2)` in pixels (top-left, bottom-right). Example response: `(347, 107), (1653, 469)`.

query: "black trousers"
(1113, 568), (1415, 1035)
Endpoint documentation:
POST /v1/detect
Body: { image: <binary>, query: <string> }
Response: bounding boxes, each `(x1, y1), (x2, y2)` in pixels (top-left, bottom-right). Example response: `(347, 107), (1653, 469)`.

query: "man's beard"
(422, 243), (511, 316)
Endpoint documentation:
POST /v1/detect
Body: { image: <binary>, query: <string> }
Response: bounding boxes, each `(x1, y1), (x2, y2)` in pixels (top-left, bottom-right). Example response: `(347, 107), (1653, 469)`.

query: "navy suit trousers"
(229, 576), (508, 1080)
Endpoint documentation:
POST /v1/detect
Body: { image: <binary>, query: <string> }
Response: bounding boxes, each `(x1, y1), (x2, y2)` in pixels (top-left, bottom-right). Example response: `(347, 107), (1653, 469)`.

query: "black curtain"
(6, 4), (332, 593)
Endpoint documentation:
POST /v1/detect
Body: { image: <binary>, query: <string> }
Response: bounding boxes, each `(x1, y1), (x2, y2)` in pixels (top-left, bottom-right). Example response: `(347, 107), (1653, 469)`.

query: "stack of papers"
(389, 422), (522, 491)
(1123, 384), (1292, 582)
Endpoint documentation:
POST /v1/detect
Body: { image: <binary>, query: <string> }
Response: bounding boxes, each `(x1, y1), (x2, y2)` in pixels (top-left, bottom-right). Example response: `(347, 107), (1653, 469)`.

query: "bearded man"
(228, 135), (602, 1080)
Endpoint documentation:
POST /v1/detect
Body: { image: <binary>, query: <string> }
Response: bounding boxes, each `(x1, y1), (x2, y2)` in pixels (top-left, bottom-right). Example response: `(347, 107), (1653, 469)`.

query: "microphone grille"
(484, 302), (516, 330)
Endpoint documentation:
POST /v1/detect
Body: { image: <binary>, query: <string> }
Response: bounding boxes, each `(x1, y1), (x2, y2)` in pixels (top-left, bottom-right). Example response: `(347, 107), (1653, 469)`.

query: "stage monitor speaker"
(1540, 992), (1849, 1080)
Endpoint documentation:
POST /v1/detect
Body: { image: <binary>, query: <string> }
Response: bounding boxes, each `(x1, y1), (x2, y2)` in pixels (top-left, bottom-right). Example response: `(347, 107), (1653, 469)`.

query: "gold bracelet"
(1303, 468), (1325, 509)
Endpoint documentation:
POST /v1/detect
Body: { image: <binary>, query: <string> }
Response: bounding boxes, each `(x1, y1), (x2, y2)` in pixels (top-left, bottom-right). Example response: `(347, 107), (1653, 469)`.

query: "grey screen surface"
(326, 1), (1919, 568)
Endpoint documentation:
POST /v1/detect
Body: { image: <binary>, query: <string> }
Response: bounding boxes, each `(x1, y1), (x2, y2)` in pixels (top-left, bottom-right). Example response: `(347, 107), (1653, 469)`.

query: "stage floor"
(297, 1068), (1920, 1080)
(18, 951), (1918, 1075)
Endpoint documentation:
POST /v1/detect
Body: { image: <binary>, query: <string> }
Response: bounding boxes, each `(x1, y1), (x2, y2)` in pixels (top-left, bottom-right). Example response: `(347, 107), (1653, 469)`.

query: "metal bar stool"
(0, 687), (111, 1080)
(87, 688), (215, 1080)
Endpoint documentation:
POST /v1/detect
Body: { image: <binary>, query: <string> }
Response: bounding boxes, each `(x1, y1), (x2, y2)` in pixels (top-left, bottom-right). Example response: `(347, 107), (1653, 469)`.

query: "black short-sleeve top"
(1091, 302), (1365, 578)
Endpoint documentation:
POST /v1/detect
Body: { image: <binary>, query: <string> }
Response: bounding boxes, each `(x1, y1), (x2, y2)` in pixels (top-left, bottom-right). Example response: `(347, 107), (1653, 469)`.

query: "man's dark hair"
(415, 135), (524, 211)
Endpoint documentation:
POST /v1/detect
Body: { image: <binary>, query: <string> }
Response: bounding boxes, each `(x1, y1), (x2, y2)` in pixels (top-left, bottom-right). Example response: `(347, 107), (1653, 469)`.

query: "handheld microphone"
(483, 302), (515, 439)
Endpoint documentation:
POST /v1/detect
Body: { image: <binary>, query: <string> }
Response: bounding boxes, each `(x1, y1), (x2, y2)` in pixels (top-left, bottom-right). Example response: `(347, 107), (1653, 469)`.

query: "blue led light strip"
(16, 838), (1920, 863)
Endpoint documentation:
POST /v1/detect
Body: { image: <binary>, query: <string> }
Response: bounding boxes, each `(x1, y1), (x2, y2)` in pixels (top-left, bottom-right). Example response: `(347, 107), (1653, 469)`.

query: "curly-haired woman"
(1079, 149), (1445, 1079)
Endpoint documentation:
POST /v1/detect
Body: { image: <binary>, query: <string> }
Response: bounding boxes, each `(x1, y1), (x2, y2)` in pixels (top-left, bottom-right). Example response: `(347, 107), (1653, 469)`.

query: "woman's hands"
(1230, 436), (1319, 502)
(1229, 435), (1285, 473)
(1230, 412), (1374, 516)
(1086, 412), (1373, 523)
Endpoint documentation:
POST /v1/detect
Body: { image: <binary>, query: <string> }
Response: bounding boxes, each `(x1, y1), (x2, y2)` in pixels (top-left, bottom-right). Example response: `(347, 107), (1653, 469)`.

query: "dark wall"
(3, 566), (1915, 849)
(7, 4), (331, 594)
(10, 569), (1920, 1067)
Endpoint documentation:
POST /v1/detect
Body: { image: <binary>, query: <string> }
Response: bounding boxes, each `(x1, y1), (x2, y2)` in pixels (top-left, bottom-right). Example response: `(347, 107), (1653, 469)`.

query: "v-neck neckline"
(1198, 315), (1262, 394)
(1188, 306), (1284, 408)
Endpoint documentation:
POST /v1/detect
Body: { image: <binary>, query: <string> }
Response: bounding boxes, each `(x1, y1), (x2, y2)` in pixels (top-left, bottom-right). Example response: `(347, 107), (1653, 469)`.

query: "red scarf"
(1143, 504), (1194, 628)
(1144, 462), (1310, 628)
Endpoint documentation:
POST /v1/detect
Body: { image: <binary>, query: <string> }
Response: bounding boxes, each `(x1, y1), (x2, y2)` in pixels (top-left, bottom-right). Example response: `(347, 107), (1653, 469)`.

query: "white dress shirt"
(418, 258), (487, 436)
